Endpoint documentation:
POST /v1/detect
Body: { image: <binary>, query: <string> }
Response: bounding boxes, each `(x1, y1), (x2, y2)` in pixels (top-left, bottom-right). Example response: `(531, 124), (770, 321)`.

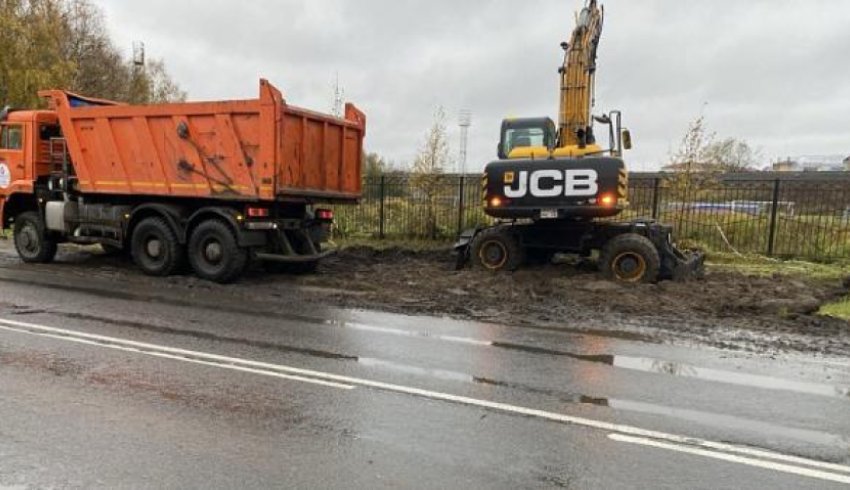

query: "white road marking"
(0, 321), (353, 391)
(2, 317), (849, 481)
(608, 433), (850, 485)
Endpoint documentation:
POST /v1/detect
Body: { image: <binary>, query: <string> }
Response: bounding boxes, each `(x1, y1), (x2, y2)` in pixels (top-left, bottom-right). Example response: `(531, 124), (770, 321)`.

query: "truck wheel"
(13, 212), (58, 263)
(599, 233), (660, 283)
(188, 219), (247, 283)
(471, 227), (524, 272)
(131, 217), (184, 277)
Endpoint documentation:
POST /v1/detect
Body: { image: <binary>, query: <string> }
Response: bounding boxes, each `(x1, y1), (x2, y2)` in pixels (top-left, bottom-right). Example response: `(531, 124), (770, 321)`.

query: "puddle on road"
(357, 354), (848, 448)
(4, 287), (847, 403)
(612, 356), (850, 400)
(358, 357), (473, 383)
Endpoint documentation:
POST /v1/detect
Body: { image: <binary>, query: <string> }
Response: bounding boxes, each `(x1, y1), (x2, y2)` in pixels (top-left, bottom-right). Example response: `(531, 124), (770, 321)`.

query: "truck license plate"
(540, 209), (559, 219)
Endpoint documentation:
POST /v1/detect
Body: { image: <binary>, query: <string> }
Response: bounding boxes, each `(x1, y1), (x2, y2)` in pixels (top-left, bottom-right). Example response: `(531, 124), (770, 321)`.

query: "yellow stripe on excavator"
(508, 143), (604, 160)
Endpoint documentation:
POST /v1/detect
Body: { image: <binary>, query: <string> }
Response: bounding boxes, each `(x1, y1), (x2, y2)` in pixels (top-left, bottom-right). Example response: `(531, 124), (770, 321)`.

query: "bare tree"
(411, 107), (450, 238)
(703, 137), (760, 172)
(665, 114), (718, 231)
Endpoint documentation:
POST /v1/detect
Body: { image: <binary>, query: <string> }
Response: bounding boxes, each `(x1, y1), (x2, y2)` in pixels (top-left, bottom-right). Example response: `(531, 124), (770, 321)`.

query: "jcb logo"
(503, 169), (598, 198)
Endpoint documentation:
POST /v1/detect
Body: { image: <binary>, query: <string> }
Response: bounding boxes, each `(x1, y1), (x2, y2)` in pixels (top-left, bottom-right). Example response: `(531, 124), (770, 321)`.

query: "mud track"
(1, 239), (848, 356)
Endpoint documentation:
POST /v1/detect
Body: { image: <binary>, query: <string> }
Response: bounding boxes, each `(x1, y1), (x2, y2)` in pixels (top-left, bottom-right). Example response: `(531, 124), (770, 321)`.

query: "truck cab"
(0, 109), (63, 229)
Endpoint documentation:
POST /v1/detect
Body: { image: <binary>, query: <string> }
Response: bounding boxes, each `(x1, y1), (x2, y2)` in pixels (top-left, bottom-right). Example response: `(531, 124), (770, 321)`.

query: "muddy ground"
(1, 238), (848, 356)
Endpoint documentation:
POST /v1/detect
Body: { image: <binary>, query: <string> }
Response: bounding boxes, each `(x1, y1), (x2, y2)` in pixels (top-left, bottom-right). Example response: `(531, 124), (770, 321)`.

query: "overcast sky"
(97, 0), (850, 171)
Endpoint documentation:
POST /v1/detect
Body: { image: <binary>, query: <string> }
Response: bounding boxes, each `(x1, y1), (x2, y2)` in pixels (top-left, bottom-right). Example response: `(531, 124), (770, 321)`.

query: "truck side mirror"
(621, 129), (633, 150)
(497, 142), (506, 160)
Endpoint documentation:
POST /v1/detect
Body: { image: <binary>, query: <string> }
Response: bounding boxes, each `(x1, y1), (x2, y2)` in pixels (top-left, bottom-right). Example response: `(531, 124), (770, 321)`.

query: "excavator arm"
(558, 0), (604, 149)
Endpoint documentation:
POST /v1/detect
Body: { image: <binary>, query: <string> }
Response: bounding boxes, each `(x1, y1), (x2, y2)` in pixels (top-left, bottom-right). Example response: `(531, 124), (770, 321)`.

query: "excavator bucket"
(658, 242), (706, 281)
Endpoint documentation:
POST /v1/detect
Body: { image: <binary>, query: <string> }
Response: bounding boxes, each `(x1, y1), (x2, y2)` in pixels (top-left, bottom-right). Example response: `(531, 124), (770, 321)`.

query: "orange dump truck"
(0, 79), (366, 282)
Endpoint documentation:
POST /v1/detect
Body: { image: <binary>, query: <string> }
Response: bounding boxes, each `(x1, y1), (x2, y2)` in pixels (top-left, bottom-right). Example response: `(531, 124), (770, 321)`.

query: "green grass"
(707, 252), (850, 281)
(820, 298), (850, 321)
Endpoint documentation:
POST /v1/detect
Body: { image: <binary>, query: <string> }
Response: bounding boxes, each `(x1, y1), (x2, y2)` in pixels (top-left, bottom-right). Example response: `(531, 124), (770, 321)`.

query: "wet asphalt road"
(0, 264), (849, 488)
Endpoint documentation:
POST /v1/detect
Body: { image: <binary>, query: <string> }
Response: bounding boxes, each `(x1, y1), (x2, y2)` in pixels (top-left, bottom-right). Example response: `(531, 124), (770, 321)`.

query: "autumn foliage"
(0, 0), (185, 109)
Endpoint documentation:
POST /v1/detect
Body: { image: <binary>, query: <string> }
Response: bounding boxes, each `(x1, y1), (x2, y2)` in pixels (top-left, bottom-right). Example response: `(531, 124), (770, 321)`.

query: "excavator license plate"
(540, 209), (559, 219)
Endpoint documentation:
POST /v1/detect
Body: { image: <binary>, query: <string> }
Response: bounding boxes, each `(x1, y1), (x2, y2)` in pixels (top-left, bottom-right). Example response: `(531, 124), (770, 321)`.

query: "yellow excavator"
(499, 0), (630, 162)
(456, 0), (703, 283)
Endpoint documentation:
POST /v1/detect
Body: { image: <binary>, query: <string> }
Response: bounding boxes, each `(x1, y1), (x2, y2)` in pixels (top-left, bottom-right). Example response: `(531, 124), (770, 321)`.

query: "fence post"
(456, 175), (466, 236)
(651, 177), (661, 220)
(767, 178), (781, 256)
(379, 175), (386, 239)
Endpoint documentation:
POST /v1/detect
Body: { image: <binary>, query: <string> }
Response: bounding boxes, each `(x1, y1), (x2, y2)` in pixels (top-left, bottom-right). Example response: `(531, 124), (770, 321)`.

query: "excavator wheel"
(471, 227), (525, 272)
(599, 233), (660, 284)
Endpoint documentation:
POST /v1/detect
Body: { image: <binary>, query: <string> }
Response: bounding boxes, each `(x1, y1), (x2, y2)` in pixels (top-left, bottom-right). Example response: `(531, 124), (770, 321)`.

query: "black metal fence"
(332, 172), (850, 260)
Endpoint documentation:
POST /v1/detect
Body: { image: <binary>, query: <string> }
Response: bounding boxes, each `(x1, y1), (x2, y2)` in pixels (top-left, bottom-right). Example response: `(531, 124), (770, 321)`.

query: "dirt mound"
(297, 247), (850, 354)
(0, 240), (847, 355)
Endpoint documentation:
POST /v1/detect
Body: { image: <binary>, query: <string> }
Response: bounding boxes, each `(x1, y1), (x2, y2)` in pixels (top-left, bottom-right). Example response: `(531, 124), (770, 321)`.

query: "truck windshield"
(0, 125), (23, 150)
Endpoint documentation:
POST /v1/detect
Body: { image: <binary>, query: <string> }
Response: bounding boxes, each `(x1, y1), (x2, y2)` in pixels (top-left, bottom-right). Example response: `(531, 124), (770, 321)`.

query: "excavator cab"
(498, 117), (556, 160)
(499, 112), (632, 160)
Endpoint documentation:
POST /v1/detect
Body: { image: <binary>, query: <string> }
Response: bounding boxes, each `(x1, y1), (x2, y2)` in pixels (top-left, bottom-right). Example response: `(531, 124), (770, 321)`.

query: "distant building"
(772, 155), (846, 172)
(772, 159), (798, 172)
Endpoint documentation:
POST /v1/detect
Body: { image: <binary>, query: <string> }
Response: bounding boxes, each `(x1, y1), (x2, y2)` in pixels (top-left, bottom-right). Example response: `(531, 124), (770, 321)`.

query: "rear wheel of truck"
(131, 217), (185, 277)
(471, 227), (524, 272)
(599, 233), (660, 283)
(14, 212), (58, 264)
(188, 219), (247, 284)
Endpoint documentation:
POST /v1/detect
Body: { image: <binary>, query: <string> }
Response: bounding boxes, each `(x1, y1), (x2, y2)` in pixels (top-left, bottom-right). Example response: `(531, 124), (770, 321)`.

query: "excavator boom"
(558, 0), (604, 148)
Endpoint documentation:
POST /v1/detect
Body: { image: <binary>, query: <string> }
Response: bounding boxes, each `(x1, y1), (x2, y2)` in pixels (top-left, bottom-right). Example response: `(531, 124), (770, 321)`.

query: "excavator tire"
(471, 227), (524, 272)
(599, 233), (660, 284)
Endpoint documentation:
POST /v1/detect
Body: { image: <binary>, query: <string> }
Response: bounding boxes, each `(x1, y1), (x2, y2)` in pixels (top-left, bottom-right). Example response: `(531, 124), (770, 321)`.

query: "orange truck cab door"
(0, 119), (31, 227)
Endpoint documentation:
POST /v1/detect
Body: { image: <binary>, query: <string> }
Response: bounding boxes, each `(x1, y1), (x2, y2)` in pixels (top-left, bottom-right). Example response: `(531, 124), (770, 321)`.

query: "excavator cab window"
(498, 118), (556, 159)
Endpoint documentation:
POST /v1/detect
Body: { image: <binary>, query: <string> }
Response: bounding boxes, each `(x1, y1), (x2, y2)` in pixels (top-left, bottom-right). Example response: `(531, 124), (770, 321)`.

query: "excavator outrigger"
(456, 0), (703, 282)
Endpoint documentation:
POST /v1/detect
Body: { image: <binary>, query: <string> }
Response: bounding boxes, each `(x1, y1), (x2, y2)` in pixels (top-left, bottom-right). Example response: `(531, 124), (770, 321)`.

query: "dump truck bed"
(39, 79), (365, 203)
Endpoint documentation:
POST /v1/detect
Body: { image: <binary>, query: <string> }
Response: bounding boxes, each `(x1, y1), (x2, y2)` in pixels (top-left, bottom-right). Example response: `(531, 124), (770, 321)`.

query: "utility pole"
(332, 72), (344, 118)
(132, 41), (145, 68)
(458, 110), (472, 175)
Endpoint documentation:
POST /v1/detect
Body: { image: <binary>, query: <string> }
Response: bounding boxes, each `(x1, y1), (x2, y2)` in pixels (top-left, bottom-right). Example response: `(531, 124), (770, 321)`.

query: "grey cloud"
(98, 0), (850, 171)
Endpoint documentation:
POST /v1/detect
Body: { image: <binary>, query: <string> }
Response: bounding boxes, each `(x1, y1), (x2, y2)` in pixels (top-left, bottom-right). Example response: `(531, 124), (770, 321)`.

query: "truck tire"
(188, 219), (247, 283)
(13, 212), (58, 264)
(599, 233), (660, 283)
(471, 227), (524, 272)
(131, 217), (185, 277)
